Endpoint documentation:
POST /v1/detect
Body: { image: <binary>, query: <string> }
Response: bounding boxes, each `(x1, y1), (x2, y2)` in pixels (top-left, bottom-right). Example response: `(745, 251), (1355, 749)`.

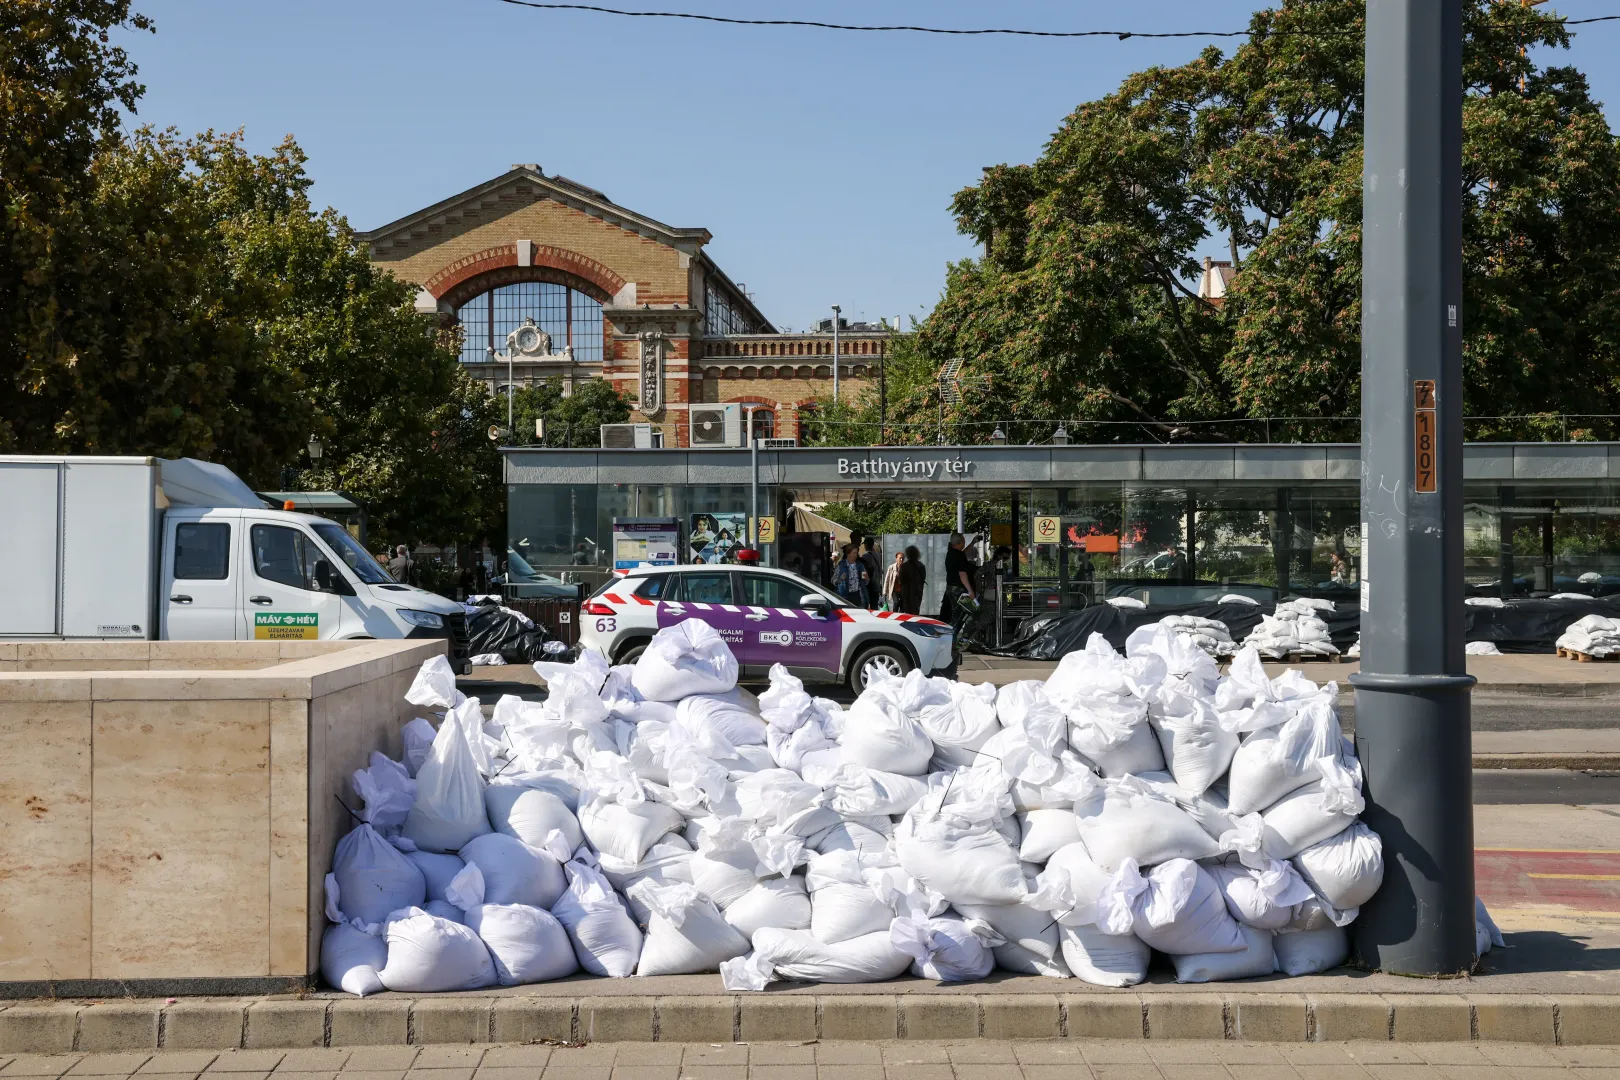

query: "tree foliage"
(823, 0), (1620, 445)
(0, 5), (504, 547)
(507, 377), (634, 448)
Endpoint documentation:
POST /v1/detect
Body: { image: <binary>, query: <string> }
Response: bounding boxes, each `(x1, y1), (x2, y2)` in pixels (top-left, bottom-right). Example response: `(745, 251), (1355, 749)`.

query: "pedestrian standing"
(387, 544), (415, 584)
(832, 543), (870, 607)
(897, 545), (926, 615)
(881, 550), (903, 610)
(940, 532), (975, 622)
(859, 537), (883, 605)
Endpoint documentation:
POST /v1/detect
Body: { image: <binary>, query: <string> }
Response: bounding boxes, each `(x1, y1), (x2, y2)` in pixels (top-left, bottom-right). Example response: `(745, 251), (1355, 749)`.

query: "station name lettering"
(836, 457), (970, 480)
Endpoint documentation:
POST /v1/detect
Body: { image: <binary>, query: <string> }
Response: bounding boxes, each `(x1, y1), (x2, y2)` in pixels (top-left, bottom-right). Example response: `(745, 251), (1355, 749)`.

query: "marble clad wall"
(0, 638), (444, 985)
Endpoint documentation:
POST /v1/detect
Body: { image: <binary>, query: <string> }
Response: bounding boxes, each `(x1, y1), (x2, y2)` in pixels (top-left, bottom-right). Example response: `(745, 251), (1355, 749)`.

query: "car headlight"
(399, 609), (445, 630)
(901, 620), (949, 639)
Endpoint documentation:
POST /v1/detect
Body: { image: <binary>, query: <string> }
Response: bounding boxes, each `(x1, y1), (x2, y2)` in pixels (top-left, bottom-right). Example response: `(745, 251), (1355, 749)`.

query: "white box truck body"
(0, 456), (469, 657)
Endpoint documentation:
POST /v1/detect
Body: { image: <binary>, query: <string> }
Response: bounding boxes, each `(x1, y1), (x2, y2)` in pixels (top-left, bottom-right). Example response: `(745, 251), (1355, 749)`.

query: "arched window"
(456, 282), (604, 365)
(741, 407), (774, 441)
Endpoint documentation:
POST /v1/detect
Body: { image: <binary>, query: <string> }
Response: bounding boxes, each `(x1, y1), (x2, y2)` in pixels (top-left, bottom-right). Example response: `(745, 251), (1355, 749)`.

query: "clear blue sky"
(119, 1), (1617, 332)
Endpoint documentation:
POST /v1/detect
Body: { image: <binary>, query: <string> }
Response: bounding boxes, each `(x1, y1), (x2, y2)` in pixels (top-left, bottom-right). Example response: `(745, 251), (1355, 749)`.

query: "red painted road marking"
(1475, 850), (1620, 912)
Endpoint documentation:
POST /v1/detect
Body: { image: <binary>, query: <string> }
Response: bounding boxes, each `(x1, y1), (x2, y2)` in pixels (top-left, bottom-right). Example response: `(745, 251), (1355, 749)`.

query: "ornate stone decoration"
(639, 329), (664, 413)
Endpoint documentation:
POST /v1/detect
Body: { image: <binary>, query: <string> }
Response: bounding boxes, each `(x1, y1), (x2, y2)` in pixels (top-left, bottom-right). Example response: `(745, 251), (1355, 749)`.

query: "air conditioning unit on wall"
(601, 423), (655, 449)
(690, 404), (744, 448)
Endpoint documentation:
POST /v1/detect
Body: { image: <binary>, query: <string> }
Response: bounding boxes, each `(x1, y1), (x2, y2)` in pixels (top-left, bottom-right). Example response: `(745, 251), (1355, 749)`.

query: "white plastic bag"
(1273, 925), (1349, 975)
(1097, 858), (1247, 956)
(1476, 895), (1506, 956)
(404, 850), (465, 904)
(321, 922), (387, 996)
(486, 783), (583, 852)
(377, 908), (496, 992)
(632, 619), (740, 701)
(458, 832), (566, 909)
(551, 856), (643, 977)
(1292, 821), (1384, 911)
(1073, 777), (1220, 872)
(402, 704), (492, 853)
(464, 903), (579, 985)
(1172, 924), (1277, 983)
(406, 655), (465, 711)
(725, 875), (812, 937)
(401, 717), (438, 778)
(630, 880), (751, 976)
(890, 914), (1000, 982)
(331, 824), (426, 927)
(352, 753), (416, 829)
(750, 927), (912, 984)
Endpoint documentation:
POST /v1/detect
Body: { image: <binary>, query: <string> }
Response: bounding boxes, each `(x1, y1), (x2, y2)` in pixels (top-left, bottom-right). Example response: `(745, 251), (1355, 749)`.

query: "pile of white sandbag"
(1557, 614), (1620, 658)
(1244, 598), (1340, 660)
(321, 619), (1500, 996)
(1144, 615), (1237, 658)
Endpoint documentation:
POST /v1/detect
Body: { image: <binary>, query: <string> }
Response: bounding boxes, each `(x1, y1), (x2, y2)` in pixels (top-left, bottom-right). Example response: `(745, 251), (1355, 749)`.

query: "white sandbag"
(331, 824), (426, 927)
(840, 674), (936, 775)
(402, 704), (492, 853)
(631, 619), (739, 701)
(1273, 925), (1349, 975)
(464, 903), (579, 985)
(599, 837), (695, 921)
(826, 764), (929, 817)
(551, 857), (643, 977)
(1466, 640), (1502, 656)
(321, 922), (387, 996)
(758, 665), (840, 773)
(690, 840), (763, 909)
(630, 880), (751, 976)
(423, 900), (464, 922)
(1033, 842), (1114, 919)
(401, 717), (438, 778)
(1097, 858), (1247, 956)
(1173, 924), (1277, 983)
(1018, 809), (1082, 863)
(895, 788), (1027, 906)
(578, 793), (684, 865)
(921, 680), (1001, 768)
(352, 752), (416, 828)
(405, 851), (464, 904)
(996, 680), (1070, 756)
(1476, 896), (1505, 956)
(458, 833), (566, 909)
(1205, 859), (1314, 931)
(406, 654), (465, 710)
(1256, 756), (1365, 859)
(1148, 687), (1240, 797)
(1058, 922), (1150, 988)
(486, 783), (583, 852)
(674, 692), (768, 758)
(810, 881), (897, 944)
(1126, 622), (1221, 698)
(377, 907), (496, 992)
(1130, 770), (1241, 842)
(1225, 694), (1341, 815)
(1106, 596), (1146, 609)
(725, 875), (812, 937)
(1072, 777), (1220, 872)
(1292, 821), (1384, 911)
(891, 914), (1000, 982)
(750, 928), (912, 984)
(957, 897), (1069, 978)
(811, 820), (893, 860)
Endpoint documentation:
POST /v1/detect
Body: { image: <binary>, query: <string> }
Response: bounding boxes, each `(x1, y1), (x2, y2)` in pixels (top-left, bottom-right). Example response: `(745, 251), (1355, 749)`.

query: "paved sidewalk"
(6, 1041), (1620, 1080)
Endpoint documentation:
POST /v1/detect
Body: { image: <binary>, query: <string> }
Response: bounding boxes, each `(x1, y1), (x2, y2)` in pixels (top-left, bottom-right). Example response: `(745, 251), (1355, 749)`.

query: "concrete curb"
(2, 993), (1617, 1051)
(1473, 752), (1620, 770)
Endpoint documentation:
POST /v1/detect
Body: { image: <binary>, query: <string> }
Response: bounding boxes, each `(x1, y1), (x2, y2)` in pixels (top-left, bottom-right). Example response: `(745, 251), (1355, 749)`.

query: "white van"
(0, 455), (469, 657)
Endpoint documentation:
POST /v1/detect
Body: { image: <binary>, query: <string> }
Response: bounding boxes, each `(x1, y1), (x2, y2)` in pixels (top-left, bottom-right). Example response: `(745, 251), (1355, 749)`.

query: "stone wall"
(0, 639), (445, 994)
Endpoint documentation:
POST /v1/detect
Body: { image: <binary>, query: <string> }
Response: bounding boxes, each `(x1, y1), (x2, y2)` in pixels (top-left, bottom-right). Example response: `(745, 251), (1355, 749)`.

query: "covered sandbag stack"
(1245, 598), (1340, 659)
(322, 617), (1501, 995)
(1147, 615), (1238, 658)
(1558, 614), (1620, 658)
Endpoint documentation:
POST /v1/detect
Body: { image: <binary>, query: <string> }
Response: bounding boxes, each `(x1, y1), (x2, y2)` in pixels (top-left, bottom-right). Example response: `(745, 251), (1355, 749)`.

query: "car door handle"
(249, 595), (274, 605)
(170, 594), (193, 604)
(745, 613), (768, 621)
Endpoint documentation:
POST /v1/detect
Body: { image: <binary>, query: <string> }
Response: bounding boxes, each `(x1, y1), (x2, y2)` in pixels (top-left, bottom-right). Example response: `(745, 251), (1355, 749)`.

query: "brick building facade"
(359, 164), (889, 445)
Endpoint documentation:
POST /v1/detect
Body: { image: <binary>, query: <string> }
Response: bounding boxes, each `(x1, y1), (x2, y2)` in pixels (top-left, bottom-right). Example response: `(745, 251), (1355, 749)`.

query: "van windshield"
(312, 522), (393, 585)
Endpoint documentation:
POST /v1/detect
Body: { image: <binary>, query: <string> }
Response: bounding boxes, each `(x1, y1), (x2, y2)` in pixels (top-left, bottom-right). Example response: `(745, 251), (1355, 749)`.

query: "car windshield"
(311, 522), (393, 585)
(506, 548), (563, 583)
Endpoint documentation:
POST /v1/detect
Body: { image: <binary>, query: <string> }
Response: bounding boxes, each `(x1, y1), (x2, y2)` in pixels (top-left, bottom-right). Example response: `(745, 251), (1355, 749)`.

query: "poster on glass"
(689, 512), (748, 563)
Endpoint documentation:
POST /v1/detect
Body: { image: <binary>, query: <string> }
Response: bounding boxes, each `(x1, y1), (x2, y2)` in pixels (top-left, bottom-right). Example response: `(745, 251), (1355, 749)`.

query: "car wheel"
(850, 644), (911, 694)
(616, 640), (649, 665)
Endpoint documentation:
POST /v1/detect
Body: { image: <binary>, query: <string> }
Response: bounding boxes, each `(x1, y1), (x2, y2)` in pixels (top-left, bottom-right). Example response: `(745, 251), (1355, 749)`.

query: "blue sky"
(120, 1), (1618, 332)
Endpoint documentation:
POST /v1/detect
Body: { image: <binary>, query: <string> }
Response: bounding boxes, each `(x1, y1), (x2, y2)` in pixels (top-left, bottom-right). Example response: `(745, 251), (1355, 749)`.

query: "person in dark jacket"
(896, 545), (927, 615)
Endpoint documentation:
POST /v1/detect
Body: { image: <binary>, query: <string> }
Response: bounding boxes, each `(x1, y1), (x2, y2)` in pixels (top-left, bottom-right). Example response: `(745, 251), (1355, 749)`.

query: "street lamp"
(831, 304), (842, 408)
(1052, 424), (1070, 446)
(990, 424), (1007, 445)
(307, 436), (324, 465)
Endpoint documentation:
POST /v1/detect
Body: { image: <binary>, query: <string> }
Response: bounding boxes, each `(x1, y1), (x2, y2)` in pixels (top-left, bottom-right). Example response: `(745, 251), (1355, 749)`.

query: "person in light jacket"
(881, 550), (904, 610)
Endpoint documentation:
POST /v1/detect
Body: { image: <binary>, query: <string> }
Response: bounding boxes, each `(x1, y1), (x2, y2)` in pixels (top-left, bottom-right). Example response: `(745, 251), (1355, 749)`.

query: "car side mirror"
(799, 592), (831, 614)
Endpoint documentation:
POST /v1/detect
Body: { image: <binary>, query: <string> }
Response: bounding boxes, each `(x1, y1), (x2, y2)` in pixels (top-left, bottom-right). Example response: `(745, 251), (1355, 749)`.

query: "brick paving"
(6, 1043), (1620, 1080)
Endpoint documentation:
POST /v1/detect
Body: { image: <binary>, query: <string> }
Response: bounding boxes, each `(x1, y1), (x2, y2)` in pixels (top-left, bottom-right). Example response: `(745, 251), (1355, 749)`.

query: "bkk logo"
(758, 629), (793, 646)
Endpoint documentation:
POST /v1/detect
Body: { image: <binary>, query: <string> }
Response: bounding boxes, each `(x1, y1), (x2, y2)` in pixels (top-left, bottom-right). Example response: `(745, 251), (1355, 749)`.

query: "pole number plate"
(1414, 379), (1437, 493)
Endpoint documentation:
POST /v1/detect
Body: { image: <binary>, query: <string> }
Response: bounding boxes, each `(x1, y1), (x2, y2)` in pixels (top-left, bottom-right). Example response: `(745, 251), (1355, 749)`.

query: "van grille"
(444, 610), (471, 659)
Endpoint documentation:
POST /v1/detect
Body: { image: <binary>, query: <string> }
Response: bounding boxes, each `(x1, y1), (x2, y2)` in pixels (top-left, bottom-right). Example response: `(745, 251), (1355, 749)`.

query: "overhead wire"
(490, 3), (1620, 39)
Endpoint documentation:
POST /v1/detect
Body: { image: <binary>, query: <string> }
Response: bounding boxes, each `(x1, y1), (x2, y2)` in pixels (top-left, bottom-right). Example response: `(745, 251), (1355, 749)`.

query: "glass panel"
(173, 523), (230, 580)
(456, 283), (605, 364)
(674, 572), (733, 604)
(740, 573), (801, 608)
(251, 524), (309, 590)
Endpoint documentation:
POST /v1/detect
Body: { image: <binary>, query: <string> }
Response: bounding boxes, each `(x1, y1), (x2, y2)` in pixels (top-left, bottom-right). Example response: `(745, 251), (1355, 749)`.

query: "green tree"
(832, 0), (1620, 444)
(507, 377), (633, 447)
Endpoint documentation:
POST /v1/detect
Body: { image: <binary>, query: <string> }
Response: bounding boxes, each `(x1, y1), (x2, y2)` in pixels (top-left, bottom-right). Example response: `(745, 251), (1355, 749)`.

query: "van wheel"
(850, 644), (911, 694)
(615, 640), (650, 665)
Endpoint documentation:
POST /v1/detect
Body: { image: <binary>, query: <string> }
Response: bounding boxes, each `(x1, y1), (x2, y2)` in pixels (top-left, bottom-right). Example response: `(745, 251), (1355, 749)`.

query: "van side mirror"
(314, 559), (335, 592)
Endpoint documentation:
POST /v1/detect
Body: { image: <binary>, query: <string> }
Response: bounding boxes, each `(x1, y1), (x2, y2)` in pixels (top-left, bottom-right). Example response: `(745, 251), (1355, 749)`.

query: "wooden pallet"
(1273, 652), (1343, 664)
(1557, 646), (1620, 663)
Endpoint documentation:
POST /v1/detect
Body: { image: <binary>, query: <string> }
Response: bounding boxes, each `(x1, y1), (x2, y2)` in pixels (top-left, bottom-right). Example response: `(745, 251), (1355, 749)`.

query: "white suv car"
(578, 564), (954, 694)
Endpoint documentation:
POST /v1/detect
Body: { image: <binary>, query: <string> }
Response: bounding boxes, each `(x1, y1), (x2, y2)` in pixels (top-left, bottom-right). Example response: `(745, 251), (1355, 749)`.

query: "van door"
(161, 511), (242, 640)
(239, 520), (349, 642)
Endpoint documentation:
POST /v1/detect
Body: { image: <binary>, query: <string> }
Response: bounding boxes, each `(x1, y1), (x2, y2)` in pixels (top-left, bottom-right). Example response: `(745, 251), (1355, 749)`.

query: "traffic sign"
(1033, 516), (1061, 544)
